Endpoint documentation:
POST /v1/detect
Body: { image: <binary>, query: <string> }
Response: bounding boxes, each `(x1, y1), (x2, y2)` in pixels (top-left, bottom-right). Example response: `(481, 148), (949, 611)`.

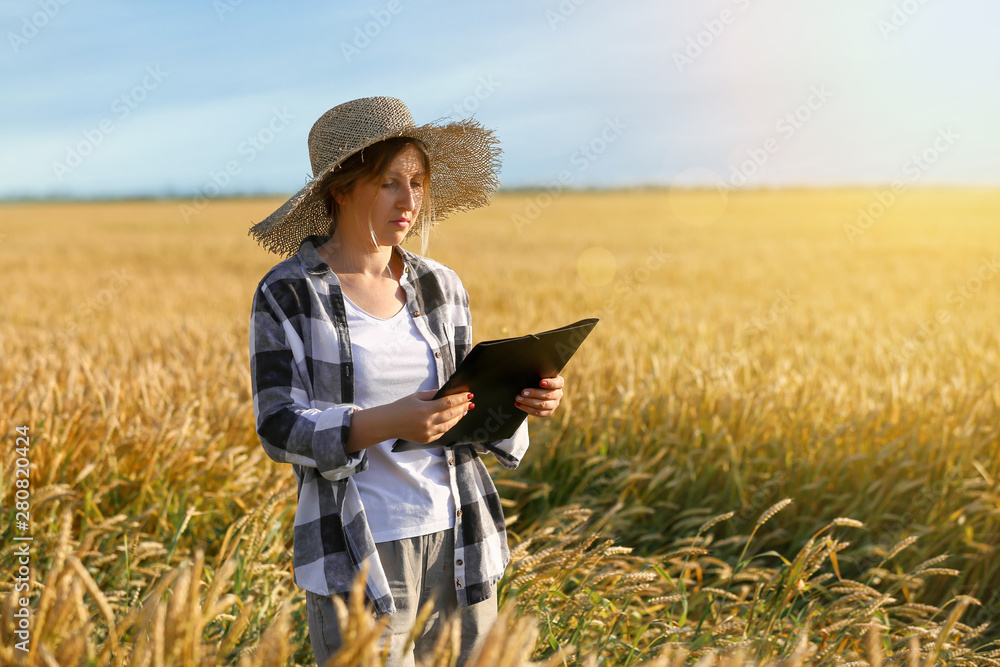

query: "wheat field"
(1, 189), (999, 665)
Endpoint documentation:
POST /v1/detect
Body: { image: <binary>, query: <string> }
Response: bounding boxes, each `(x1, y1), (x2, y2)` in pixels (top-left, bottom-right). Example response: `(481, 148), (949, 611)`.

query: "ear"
(329, 184), (346, 207)
(330, 185), (349, 206)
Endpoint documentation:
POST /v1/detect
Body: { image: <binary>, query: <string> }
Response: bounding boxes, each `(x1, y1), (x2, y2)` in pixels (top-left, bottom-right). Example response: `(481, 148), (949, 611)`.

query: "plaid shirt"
(249, 235), (529, 615)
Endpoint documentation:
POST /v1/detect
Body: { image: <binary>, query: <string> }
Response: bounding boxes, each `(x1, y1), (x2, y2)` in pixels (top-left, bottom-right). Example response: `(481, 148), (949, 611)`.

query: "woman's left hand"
(515, 375), (565, 417)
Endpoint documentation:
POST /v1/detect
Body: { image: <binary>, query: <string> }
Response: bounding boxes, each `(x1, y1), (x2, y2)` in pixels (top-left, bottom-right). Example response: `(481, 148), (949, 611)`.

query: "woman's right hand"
(388, 390), (474, 444)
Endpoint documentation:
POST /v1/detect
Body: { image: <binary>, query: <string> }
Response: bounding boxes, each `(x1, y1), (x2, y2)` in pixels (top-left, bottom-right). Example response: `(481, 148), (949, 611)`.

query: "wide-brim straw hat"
(248, 96), (502, 257)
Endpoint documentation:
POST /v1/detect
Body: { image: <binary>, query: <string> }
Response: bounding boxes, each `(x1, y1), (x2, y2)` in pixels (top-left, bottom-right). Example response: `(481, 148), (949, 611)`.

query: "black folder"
(391, 317), (599, 452)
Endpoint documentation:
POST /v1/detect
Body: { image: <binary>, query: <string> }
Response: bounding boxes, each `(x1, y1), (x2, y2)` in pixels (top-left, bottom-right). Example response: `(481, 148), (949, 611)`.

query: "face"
(334, 144), (427, 247)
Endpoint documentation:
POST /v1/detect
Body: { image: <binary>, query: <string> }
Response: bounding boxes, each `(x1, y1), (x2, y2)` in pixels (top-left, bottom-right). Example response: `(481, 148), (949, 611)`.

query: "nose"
(398, 183), (419, 211)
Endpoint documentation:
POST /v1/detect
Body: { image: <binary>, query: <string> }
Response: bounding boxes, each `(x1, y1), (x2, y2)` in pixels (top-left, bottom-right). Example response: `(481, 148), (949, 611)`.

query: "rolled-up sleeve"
(455, 285), (531, 469)
(250, 283), (368, 481)
(472, 420), (529, 469)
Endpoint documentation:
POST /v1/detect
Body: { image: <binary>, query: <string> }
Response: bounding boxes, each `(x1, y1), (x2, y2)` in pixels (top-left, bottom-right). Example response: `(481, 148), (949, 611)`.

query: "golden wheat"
(1, 191), (999, 665)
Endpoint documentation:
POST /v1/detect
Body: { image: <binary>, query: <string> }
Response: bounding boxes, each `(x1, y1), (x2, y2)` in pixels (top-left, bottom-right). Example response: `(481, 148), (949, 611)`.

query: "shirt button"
(448, 459), (454, 466)
(435, 352), (441, 358)
(456, 579), (462, 588)
(456, 509), (462, 517)
(456, 559), (463, 566)
(413, 310), (420, 316)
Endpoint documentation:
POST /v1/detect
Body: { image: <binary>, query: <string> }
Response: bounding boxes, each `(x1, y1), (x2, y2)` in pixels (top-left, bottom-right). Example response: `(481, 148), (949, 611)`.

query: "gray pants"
(305, 529), (498, 667)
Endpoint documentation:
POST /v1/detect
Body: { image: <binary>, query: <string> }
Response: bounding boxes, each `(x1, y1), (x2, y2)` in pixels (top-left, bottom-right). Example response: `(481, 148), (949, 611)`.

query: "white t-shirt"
(342, 290), (457, 543)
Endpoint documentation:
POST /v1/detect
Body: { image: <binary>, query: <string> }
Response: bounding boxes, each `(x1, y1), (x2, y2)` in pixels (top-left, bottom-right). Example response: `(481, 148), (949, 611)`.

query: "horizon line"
(2, 183), (1000, 204)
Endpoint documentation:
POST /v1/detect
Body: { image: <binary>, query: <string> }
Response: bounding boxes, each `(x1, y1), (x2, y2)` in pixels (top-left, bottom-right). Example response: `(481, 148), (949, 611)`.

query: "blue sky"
(1, 0), (998, 199)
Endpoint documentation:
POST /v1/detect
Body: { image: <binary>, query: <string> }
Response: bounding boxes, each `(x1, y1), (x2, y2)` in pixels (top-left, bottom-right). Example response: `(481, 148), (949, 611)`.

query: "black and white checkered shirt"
(249, 235), (529, 615)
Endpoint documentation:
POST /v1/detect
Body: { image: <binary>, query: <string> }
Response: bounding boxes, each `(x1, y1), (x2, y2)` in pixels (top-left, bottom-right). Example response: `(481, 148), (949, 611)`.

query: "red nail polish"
(541, 380), (548, 387)
(467, 393), (473, 400)
(469, 403), (475, 409)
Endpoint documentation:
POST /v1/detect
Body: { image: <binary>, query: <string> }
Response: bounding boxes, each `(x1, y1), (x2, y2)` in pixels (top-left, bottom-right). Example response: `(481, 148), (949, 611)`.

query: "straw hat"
(248, 96), (502, 257)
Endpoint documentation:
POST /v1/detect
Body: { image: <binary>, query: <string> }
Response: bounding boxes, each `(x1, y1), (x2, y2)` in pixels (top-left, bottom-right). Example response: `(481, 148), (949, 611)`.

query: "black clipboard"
(391, 317), (599, 452)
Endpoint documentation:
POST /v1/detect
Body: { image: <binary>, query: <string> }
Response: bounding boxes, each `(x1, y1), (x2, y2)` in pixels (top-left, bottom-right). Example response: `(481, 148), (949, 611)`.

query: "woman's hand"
(389, 389), (475, 444)
(347, 390), (473, 452)
(515, 375), (565, 417)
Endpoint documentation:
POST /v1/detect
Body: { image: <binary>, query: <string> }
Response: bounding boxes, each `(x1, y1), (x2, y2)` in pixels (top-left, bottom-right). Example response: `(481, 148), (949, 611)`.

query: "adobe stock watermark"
(179, 107), (295, 223)
(729, 85), (833, 187)
(439, 76), (501, 120)
(877, 0), (931, 39)
(738, 289), (798, 341)
(843, 126), (959, 244)
(671, 85), (832, 229)
(340, 0), (413, 63)
(511, 116), (628, 234)
(673, 0), (754, 72)
(597, 246), (671, 315)
(891, 254), (999, 367)
(8, 0), (72, 53)
(711, 288), (798, 379)
(732, 471), (789, 531)
(545, 0), (587, 30)
(854, 465), (964, 576)
(56, 269), (134, 345)
(368, 318), (518, 444)
(966, 586), (1000, 632)
(213, 0), (242, 21)
(50, 66), (168, 182)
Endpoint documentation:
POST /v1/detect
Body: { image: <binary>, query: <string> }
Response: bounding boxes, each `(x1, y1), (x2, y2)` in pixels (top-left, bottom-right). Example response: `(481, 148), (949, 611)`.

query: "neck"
(320, 233), (398, 280)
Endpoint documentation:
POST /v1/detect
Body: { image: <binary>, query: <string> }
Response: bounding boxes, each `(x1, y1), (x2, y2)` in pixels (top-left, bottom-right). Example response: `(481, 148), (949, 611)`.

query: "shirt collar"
(298, 234), (415, 284)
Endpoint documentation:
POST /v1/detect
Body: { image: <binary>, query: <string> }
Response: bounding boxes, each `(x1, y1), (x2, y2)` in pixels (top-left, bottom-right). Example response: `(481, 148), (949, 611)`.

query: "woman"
(247, 97), (566, 666)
